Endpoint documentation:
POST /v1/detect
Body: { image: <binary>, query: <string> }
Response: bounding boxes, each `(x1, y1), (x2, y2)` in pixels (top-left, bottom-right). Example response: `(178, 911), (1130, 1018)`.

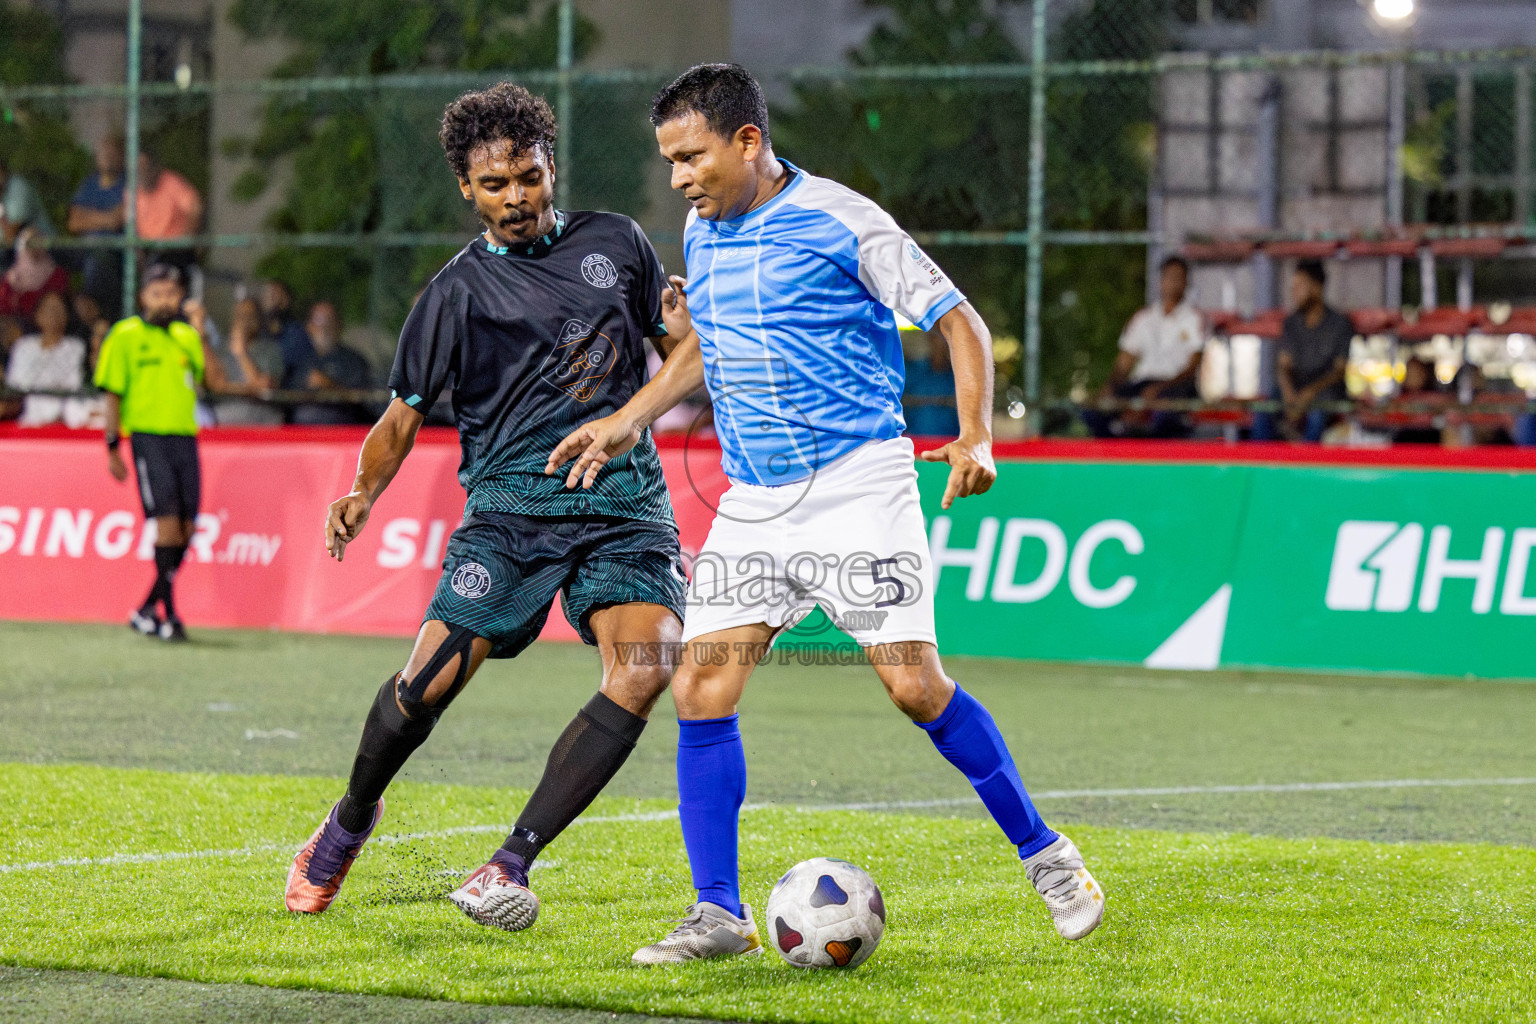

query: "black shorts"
(129, 433), (201, 521)
(424, 511), (687, 660)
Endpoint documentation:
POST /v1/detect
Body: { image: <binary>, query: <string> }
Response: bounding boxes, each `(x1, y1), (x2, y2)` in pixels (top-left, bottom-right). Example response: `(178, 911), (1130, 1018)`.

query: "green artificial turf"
(3, 622), (1534, 847)
(2, 621), (1535, 1022)
(0, 966), (716, 1024)
(3, 762), (1535, 1023)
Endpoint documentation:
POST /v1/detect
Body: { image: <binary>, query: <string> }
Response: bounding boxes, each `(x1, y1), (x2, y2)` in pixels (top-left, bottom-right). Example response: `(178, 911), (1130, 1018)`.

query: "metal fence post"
(121, 0), (142, 316)
(1253, 76), (1280, 400)
(1456, 68), (1473, 223)
(1515, 65), (1531, 226)
(1023, 0), (1047, 435)
(1386, 60), (1406, 309)
(556, 0), (574, 208)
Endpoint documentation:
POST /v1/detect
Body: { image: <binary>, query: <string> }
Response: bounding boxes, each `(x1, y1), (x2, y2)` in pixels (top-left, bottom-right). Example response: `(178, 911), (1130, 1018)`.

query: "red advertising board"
(0, 427), (728, 641)
(6, 426), (1533, 650)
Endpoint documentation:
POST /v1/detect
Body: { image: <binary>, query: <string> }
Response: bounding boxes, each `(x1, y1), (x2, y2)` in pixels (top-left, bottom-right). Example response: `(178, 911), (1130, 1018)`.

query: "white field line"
(5, 777), (1534, 875)
(0, 808), (691, 875)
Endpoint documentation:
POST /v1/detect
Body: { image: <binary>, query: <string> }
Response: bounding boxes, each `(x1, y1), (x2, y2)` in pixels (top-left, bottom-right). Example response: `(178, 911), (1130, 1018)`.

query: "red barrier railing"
(5, 423), (1532, 470)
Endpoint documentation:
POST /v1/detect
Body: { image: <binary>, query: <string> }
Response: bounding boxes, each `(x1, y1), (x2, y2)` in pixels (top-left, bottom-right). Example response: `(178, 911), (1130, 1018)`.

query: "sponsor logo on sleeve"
(905, 240), (945, 287)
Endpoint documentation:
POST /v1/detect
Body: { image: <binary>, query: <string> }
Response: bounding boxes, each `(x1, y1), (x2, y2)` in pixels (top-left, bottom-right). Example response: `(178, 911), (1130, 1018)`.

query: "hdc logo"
(930, 516), (1143, 609)
(1325, 521), (1536, 615)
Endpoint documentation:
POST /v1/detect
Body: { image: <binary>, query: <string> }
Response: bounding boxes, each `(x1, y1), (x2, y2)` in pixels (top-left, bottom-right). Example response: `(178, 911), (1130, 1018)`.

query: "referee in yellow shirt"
(95, 262), (207, 642)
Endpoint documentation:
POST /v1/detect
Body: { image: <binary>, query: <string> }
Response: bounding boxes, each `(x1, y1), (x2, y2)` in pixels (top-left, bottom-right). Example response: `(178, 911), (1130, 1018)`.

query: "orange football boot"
(284, 798), (383, 913)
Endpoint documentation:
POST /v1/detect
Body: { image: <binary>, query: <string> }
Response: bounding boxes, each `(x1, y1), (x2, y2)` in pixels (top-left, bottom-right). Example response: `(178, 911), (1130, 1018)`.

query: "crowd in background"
(1086, 257), (1536, 447)
(4, 134), (1533, 445)
(0, 136), (377, 429)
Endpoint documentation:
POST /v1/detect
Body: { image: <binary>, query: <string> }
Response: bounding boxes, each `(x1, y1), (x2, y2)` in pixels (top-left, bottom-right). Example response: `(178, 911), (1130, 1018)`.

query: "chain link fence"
(2, 0), (1534, 437)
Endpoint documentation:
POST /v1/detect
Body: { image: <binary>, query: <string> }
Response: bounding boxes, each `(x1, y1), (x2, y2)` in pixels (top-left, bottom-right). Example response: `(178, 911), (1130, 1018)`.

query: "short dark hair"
(1296, 259), (1327, 286)
(650, 63), (771, 148)
(143, 262), (184, 288)
(1160, 255), (1190, 276)
(439, 82), (558, 182)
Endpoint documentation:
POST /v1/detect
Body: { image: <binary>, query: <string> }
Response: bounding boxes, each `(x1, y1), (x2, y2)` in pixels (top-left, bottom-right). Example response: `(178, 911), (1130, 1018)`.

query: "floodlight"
(1373, 0), (1415, 21)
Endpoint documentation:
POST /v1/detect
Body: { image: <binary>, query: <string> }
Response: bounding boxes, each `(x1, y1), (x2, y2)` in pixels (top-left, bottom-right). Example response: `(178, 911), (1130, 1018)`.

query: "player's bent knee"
(369, 674), (434, 736)
(881, 668), (951, 723)
(604, 662), (672, 704)
(885, 683), (931, 720)
(671, 666), (741, 719)
(397, 623), (479, 719)
(671, 661), (723, 697)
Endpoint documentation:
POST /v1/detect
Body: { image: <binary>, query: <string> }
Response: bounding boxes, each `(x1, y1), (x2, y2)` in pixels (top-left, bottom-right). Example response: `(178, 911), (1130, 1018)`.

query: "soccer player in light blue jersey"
(548, 64), (1104, 963)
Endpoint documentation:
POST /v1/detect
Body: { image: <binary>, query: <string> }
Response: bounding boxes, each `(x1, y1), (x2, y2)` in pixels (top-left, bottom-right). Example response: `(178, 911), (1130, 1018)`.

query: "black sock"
(336, 676), (437, 833)
(139, 572), (168, 617)
(151, 545), (185, 620)
(499, 692), (647, 866)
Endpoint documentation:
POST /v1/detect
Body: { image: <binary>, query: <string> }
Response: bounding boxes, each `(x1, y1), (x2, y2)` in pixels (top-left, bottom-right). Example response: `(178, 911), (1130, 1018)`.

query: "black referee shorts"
(129, 433), (201, 521)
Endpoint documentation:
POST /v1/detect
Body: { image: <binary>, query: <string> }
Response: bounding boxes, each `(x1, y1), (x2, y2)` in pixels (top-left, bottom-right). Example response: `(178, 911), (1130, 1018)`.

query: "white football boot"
(1023, 834), (1105, 940)
(632, 901), (764, 965)
(448, 860), (540, 932)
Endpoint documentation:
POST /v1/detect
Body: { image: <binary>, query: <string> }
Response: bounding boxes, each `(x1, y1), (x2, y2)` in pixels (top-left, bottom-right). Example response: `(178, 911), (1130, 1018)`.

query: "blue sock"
(677, 715), (746, 917)
(918, 685), (1058, 859)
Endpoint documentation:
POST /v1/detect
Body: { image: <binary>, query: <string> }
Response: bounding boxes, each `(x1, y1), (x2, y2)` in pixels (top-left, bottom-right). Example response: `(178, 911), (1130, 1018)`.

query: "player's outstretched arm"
(545, 275), (706, 490)
(918, 301), (998, 510)
(324, 398), (424, 562)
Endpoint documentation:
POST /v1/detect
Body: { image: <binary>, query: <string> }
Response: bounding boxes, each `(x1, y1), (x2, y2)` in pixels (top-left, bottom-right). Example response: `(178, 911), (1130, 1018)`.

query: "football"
(764, 857), (886, 969)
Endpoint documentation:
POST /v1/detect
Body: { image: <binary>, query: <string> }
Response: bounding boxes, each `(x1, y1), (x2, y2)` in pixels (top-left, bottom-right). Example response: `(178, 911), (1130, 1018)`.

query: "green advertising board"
(788, 459), (1536, 680)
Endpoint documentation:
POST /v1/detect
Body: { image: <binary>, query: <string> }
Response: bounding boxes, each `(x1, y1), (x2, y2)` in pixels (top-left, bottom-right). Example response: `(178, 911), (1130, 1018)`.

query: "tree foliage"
(227, 0), (651, 330)
(0, 4), (92, 233)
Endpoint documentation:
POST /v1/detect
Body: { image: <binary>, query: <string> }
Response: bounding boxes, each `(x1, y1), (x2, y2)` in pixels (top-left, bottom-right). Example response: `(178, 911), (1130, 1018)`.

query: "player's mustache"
(499, 208), (535, 226)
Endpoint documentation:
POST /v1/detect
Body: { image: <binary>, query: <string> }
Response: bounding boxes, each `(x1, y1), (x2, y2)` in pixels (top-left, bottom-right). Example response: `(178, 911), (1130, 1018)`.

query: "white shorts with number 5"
(681, 436), (937, 648)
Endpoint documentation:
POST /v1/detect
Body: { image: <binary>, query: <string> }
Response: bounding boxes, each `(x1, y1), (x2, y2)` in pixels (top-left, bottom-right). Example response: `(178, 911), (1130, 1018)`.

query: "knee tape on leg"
(396, 624), (478, 720)
(371, 675), (435, 739)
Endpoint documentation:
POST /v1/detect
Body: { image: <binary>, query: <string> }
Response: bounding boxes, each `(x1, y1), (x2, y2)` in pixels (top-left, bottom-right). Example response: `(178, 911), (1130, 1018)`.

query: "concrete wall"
(578, 0), (733, 272)
(582, 0), (731, 70)
(205, 0), (289, 285)
(50, 0), (213, 150)
(579, 0), (885, 269)
(1158, 62), (1394, 314)
(1175, 0), (1536, 51)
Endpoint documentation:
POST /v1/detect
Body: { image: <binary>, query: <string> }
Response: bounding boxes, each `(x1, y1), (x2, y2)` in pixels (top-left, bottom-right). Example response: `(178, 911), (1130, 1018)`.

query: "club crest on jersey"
(541, 318), (615, 402)
(451, 562), (493, 599)
(581, 253), (618, 289)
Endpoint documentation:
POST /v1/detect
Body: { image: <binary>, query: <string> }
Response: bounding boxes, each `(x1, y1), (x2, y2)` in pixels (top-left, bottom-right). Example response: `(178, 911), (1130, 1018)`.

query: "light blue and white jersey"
(684, 160), (965, 486)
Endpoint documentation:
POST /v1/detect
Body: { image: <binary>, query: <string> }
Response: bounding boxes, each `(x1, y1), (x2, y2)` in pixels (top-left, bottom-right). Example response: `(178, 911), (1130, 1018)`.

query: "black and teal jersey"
(389, 210), (675, 525)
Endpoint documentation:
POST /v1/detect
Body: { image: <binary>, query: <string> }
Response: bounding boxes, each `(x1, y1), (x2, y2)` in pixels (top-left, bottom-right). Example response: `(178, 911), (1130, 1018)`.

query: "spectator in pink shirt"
(136, 150), (202, 272)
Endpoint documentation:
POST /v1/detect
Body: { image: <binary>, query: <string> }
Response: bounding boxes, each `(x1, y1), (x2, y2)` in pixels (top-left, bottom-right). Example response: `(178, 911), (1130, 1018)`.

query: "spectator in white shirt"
(1083, 255), (1206, 438)
(5, 291), (91, 426)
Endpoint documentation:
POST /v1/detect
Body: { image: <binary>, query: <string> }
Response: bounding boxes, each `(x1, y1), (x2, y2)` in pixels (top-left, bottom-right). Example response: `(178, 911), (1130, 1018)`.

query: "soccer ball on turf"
(764, 857), (886, 969)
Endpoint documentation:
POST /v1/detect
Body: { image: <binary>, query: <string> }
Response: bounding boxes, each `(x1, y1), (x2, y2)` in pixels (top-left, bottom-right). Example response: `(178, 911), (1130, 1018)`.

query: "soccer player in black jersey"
(285, 83), (703, 933)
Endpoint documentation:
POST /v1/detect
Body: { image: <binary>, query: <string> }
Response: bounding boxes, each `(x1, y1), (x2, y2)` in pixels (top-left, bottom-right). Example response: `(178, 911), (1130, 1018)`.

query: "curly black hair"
(438, 82), (558, 181)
